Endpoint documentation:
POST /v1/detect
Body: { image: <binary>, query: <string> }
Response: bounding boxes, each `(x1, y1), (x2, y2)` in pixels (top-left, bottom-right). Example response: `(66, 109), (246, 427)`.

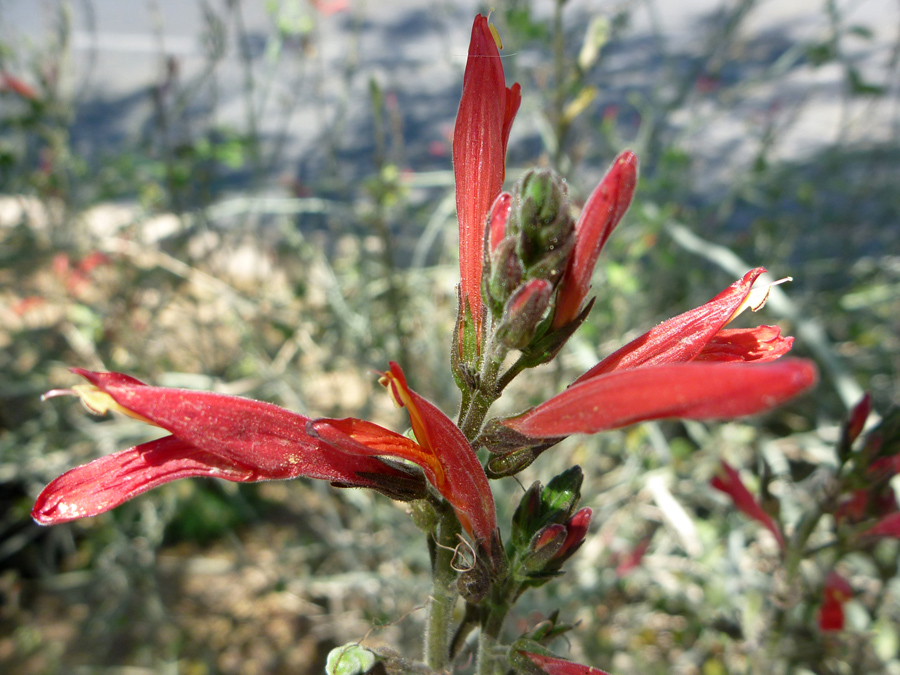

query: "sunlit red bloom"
(574, 268), (792, 383)
(453, 14), (521, 347)
(32, 369), (425, 525)
(33, 366), (497, 549)
(818, 571), (853, 631)
(710, 460), (785, 550)
(309, 0), (348, 15)
(310, 362), (497, 548)
(501, 268), (815, 440)
(1, 71), (38, 100)
(553, 151), (639, 328)
(520, 651), (611, 675)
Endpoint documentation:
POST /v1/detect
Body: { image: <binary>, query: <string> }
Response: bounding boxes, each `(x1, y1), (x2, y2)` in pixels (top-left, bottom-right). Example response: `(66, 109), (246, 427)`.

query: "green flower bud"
(485, 236), (524, 317)
(496, 279), (552, 349)
(542, 466), (584, 521)
(511, 480), (544, 550)
(521, 523), (567, 573)
(511, 169), (576, 284)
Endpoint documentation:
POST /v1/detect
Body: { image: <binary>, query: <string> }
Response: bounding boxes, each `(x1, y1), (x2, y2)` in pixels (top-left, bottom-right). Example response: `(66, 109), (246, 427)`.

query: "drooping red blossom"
(453, 14), (521, 348)
(33, 369), (428, 525)
(710, 460), (785, 549)
(311, 362), (497, 548)
(553, 151), (639, 328)
(520, 651), (611, 675)
(818, 571), (853, 631)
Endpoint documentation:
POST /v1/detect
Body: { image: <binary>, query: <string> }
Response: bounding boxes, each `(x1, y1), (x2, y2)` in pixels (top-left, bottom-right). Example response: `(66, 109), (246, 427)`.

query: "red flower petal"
(694, 326), (794, 363)
(453, 14), (521, 345)
(554, 151), (638, 327)
(863, 512), (900, 539)
(316, 363), (497, 547)
(62, 369), (413, 486)
(819, 571), (853, 631)
(505, 359), (817, 439)
(710, 461), (785, 549)
(68, 369), (398, 481)
(32, 436), (253, 524)
(818, 596), (846, 631)
(522, 652), (611, 675)
(1, 71), (39, 100)
(574, 268), (767, 384)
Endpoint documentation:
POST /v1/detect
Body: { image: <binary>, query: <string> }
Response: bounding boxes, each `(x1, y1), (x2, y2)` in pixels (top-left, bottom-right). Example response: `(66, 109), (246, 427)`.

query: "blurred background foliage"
(1, 0), (899, 673)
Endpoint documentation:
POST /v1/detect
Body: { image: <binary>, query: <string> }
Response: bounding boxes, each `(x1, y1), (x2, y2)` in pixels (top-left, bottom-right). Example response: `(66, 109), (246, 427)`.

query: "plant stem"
(476, 588), (513, 675)
(457, 335), (501, 441)
(425, 503), (462, 670)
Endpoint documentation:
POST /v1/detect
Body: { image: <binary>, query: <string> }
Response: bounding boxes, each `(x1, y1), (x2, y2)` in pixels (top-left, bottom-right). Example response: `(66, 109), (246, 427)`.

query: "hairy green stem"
(425, 504), (462, 670)
(476, 583), (515, 675)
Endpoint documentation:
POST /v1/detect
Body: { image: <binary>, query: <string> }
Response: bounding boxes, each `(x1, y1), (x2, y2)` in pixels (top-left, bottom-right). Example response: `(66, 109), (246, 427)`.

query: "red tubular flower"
(520, 651), (611, 675)
(819, 571), (853, 631)
(1, 71), (39, 100)
(499, 269), (815, 442)
(574, 268), (790, 384)
(615, 535), (653, 577)
(710, 461), (785, 550)
(842, 393), (871, 447)
(453, 14), (521, 349)
(504, 359), (815, 440)
(310, 362), (497, 548)
(553, 151), (639, 328)
(32, 369), (426, 525)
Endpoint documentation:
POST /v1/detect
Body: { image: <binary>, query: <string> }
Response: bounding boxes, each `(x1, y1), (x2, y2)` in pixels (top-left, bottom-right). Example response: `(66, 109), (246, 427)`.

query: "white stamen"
(730, 276), (793, 321)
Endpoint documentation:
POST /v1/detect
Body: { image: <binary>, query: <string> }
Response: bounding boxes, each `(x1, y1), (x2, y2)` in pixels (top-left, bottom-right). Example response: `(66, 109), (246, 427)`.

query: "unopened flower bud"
(511, 169), (576, 284)
(554, 507), (592, 562)
(522, 523), (567, 572)
(838, 393), (871, 462)
(484, 236), (524, 316)
(496, 279), (552, 349)
(508, 466), (585, 562)
(541, 466), (584, 520)
(511, 481), (544, 549)
(487, 191), (512, 252)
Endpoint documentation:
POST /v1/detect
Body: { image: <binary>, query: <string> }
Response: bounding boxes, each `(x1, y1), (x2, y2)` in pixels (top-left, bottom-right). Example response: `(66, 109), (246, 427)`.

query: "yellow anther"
(489, 22), (502, 50)
(69, 384), (156, 425)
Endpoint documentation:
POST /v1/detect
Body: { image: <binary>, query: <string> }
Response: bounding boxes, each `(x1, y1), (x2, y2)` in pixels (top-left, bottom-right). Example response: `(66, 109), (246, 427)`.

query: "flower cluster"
(33, 13), (820, 675)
